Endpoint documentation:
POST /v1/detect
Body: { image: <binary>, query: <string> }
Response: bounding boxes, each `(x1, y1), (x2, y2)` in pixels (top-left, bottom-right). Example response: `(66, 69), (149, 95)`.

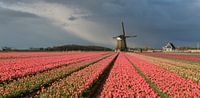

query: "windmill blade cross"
(125, 35), (137, 38)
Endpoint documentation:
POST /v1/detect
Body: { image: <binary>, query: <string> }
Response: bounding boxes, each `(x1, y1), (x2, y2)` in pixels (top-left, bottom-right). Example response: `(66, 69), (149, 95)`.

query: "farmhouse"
(163, 42), (176, 52)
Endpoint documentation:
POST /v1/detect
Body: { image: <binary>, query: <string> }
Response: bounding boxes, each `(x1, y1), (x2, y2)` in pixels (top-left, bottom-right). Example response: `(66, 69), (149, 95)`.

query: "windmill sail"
(122, 21), (126, 36)
(125, 35), (137, 38)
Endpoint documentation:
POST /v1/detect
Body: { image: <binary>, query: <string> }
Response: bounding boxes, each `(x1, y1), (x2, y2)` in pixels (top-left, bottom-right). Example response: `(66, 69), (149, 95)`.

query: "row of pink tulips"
(38, 54), (117, 97)
(0, 52), (102, 67)
(145, 53), (200, 61)
(0, 52), (109, 81)
(100, 53), (159, 98)
(0, 53), (111, 97)
(127, 53), (200, 97)
(133, 53), (200, 82)
(0, 52), (73, 59)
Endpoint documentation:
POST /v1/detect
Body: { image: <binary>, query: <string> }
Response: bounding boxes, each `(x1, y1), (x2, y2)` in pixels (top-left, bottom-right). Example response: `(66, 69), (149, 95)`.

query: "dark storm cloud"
(0, 0), (200, 48)
(61, 0), (200, 47)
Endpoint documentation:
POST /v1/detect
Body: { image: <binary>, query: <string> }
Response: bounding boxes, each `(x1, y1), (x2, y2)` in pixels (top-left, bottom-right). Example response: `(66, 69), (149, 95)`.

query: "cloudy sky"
(0, 0), (200, 49)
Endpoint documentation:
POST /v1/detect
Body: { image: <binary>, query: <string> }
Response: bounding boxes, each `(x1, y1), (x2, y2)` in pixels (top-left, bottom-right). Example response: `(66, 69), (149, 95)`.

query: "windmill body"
(115, 35), (127, 51)
(113, 22), (137, 52)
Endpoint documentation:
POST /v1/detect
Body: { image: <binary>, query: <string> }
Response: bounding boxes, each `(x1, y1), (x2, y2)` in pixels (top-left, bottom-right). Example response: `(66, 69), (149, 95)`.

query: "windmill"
(113, 21), (137, 52)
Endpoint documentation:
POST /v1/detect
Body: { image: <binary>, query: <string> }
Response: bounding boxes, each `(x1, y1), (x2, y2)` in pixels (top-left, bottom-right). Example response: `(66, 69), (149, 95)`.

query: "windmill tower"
(113, 21), (137, 52)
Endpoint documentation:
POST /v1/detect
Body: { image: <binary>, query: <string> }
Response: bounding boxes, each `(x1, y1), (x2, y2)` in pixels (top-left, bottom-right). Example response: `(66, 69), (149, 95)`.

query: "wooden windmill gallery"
(113, 22), (137, 52)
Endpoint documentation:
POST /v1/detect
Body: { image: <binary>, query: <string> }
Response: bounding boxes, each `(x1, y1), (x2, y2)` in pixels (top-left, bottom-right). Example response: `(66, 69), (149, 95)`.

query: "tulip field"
(144, 52), (200, 61)
(0, 52), (200, 97)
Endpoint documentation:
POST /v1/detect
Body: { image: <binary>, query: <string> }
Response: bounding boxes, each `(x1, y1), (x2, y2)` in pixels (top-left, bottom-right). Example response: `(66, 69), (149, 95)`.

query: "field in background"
(0, 52), (199, 97)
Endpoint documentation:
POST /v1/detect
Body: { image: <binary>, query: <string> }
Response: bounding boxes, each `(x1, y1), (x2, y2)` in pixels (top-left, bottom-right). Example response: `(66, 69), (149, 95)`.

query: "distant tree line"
(0, 45), (112, 52)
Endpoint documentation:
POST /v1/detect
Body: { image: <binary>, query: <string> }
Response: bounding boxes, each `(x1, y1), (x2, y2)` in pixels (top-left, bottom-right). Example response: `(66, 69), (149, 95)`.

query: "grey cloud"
(0, 4), (92, 49)
(68, 16), (77, 21)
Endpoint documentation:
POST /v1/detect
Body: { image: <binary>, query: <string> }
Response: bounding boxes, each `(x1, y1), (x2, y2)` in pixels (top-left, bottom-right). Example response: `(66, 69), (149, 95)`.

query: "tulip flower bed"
(131, 53), (200, 82)
(0, 52), (106, 67)
(37, 54), (117, 97)
(1, 52), (199, 97)
(127, 53), (200, 97)
(0, 52), (109, 82)
(0, 53), (112, 97)
(100, 53), (159, 98)
(0, 52), (74, 59)
(145, 53), (200, 61)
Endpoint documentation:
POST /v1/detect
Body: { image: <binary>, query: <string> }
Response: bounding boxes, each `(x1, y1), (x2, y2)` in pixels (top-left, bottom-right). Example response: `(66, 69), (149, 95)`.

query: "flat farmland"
(0, 52), (199, 97)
